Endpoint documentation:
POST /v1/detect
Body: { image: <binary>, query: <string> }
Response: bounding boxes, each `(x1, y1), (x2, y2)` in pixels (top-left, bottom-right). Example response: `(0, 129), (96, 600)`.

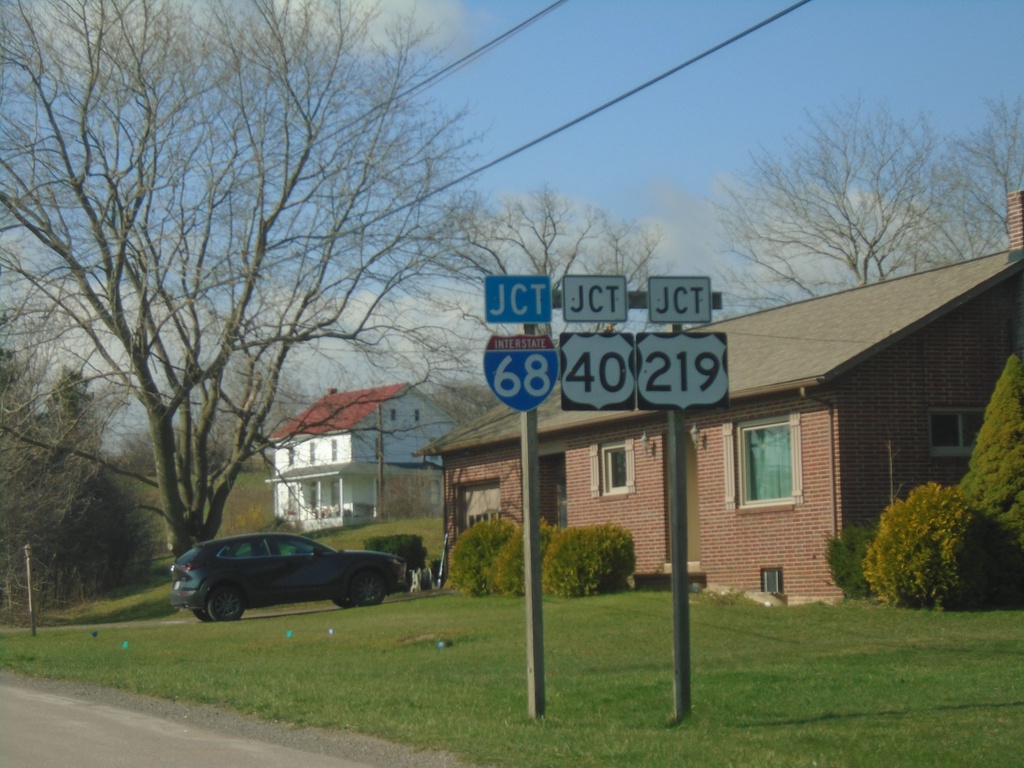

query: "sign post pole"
(666, 323), (691, 721)
(483, 276), (553, 721)
(522, 322), (545, 720)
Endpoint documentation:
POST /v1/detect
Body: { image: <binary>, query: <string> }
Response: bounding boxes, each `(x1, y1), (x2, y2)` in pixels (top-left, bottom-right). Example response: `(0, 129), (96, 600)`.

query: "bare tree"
(933, 95), (1024, 257)
(451, 186), (663, 333)
(717, 98), (947, 311)
(0, 0), (473, 554)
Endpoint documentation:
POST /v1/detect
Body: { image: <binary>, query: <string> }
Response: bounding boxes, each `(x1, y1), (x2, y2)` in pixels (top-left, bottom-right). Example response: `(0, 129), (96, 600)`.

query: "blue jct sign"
(484, 335), (559, 412)
(484, 275), (552, 324)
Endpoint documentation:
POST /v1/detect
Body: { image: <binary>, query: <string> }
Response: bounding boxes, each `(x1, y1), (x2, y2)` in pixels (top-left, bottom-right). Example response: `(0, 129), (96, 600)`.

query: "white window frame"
(736, 415), (803, 508)
(592, 440), (636, 497)
(929, 409), (984, 457)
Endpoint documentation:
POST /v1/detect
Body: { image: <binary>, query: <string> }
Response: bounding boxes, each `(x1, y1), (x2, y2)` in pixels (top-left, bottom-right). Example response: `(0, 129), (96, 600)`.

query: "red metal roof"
(271, 383), (408, 440)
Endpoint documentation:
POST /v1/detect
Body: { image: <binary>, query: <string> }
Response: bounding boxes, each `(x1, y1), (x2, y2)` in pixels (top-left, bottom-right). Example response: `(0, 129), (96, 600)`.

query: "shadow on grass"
(741, 699), (1024, 728)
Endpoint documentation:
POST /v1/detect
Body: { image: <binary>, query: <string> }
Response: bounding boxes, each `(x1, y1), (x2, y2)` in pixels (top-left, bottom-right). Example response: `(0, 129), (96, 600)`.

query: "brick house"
(269, 384), (453, 530)
(421, 194), (1024, 603)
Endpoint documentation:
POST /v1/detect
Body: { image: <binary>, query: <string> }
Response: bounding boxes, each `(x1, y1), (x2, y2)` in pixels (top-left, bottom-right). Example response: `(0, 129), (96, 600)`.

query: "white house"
(269, 383), (454, 530)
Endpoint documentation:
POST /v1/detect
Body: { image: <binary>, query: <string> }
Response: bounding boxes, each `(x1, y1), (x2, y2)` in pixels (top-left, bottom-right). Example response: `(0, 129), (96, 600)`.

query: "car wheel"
(192, 608), (214, 622)
(349, 570), (387, 607)
(207, 585), (245, 621)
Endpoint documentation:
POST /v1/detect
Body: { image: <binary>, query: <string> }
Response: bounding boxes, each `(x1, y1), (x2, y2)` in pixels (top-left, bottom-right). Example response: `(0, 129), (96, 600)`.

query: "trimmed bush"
(363, 533), (427, 571)
(491, 522), (556, 597)
(448, 518), (518, 596)
(826, 524), (876, 599)
(542, 523), (635, 598)
(862, 483), (990, 609)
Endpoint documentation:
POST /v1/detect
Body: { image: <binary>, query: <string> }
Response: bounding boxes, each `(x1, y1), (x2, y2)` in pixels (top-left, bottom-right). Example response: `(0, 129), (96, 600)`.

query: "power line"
(399, 0), (571, 100)
(432, 0), (816, 197)
(346, 1), (571, 135)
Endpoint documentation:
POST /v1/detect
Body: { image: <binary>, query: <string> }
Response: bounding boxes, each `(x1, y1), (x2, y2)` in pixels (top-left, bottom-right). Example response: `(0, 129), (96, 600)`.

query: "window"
(414, 409), (421, 422)
(308, 443), (316, 463)
(737, 417), (802, 506)
(274, 537), (320, 557)
(390, 408), (397, 421)
(590, 441), (636, 496)
(331, 439), (338, 462)
(761, 568), (783, 594)
(219, 538), (270, 559)
(287, 447), (295, 467)
(603, 444), (629, 493)
(929, 410), (983, 456)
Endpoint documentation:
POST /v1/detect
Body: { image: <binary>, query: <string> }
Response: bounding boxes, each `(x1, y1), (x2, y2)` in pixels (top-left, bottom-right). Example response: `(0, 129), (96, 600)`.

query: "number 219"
(646, 350), (720, 392)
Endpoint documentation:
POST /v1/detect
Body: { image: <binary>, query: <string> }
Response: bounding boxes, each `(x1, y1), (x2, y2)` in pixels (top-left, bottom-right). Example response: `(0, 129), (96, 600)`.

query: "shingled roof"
(421, 250), (1024, 455)
(271, 383), (409, 441)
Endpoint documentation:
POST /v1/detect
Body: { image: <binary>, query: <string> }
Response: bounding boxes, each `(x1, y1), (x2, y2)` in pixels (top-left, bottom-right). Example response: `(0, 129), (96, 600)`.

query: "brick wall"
(441, 442), (565, 543)
(833, 281), (1018, 525)
(693, 398), (840, 602)
(563, 416), (668, 573)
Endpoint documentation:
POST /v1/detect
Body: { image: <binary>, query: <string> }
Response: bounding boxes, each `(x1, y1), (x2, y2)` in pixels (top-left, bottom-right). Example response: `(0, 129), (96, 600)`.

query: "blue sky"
(390, 0), (1024, 276)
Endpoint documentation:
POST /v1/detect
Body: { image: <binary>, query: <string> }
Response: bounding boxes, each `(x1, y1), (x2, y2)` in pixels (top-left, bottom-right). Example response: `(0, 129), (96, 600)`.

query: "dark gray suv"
(170, 532), (407, 621)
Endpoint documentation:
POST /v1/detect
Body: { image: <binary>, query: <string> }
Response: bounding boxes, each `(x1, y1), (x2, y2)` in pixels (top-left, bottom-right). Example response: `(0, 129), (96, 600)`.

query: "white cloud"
(367, 0), (471, 50)
(640, 179), (725, 278)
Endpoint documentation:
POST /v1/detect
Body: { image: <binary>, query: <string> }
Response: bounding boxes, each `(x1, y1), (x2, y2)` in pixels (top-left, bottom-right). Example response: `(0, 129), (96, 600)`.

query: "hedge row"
(447, 519), (635, 598)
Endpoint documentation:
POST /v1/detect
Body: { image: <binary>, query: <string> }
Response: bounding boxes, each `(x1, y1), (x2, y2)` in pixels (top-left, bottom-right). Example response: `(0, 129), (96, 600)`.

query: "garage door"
(456, 482), (500, 531)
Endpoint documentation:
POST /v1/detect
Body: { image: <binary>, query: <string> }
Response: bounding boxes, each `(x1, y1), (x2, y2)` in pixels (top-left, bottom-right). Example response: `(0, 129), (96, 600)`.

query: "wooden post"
(377, 404), (385, 520)
(666, 410), (691, 721)
(24, 544), (36, 637)
(522, 322), (545, 719)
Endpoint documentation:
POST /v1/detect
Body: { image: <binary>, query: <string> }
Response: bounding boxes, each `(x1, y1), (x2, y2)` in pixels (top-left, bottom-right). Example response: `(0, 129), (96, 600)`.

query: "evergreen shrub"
(862, 483), (990, 609)
(826, 524), (876, 599)
(960, 354), (1024, 549)
(363, 533), (428, 571)
(448, 518), (517, 596)
(542, 523), (635, 598)
(491, 522), (555, 596)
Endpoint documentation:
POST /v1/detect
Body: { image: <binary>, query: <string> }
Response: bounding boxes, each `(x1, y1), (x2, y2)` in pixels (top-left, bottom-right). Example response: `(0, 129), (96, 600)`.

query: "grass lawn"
(2, 592), (1021, 767)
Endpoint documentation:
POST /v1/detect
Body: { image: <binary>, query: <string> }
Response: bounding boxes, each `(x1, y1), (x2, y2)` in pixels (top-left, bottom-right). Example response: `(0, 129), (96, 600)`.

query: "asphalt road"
(0, 672), (477, 768)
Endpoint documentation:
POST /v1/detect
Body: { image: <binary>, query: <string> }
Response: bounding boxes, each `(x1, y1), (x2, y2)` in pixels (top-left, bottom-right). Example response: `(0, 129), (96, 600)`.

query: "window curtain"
(746, 425), (792, 501)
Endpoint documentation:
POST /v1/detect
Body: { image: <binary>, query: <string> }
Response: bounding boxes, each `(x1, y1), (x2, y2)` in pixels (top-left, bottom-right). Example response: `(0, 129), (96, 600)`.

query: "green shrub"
(826, 524), (876, 599)
(363, 533), (427, 571)
(491, 522), (555, 596)
(448, 518), (518, 596)
(961, 354), (1024, 550)
(862, 483), (990, 609)
(542, 523), (635, 598)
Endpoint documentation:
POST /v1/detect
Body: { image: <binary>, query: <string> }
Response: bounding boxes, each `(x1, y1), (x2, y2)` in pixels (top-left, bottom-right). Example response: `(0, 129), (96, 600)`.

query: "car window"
(219, 538), (270, 559)
(274, 538), (318, 557)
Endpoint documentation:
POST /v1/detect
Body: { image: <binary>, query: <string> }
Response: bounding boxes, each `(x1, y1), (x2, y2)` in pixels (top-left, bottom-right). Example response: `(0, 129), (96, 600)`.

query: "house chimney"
(1009, 190), (1024, 252)
(327, 388), (337, 395)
